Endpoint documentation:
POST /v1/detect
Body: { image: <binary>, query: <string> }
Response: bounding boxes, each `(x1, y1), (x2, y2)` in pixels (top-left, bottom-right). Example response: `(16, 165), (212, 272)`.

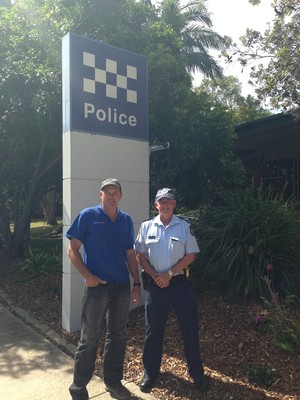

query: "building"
(234, 112), (300, 200)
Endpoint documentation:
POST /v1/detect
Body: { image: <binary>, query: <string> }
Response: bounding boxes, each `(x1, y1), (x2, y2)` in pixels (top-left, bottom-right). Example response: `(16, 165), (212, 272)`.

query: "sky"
(152, 0), (275, 96)
(194, 0), (275, 95)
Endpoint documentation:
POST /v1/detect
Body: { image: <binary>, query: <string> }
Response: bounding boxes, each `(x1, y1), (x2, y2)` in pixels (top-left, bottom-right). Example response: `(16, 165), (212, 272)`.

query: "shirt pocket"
(169, 236), (185, 264)
(145, 237), (161, 262)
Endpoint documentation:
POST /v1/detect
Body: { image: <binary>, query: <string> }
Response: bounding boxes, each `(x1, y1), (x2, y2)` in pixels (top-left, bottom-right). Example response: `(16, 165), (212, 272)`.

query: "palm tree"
(158, 0), (225, 78)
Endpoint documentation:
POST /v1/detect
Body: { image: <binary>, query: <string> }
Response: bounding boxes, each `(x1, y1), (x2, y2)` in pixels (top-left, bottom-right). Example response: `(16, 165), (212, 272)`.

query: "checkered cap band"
(155, 188), (175, 201)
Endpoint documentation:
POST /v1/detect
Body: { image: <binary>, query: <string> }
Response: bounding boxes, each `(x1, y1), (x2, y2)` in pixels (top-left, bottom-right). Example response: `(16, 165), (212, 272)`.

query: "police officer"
(135, 188), (210, 394)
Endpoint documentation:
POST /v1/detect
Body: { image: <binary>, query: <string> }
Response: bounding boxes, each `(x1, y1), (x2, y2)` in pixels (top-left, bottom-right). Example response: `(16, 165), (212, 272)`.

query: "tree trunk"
(9, 218), (31, 259)
(4, 134), (61, 259)
(40, 188), (58, 225)
(0, 188), (13, 254)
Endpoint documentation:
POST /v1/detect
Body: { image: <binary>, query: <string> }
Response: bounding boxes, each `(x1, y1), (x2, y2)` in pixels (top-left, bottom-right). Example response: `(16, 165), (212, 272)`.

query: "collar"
(98, 205), (121, 220)
(153, 214), (179, 227)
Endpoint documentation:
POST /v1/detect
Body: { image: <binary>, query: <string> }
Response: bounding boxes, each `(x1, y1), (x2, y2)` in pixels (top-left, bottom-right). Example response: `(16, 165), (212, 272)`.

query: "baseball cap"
(100, 178), (122, 191)
(155, 188), (176, 201)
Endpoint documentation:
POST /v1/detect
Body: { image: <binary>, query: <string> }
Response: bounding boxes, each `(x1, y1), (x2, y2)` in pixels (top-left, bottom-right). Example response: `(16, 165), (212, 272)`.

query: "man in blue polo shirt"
(66, 178), (141, 400)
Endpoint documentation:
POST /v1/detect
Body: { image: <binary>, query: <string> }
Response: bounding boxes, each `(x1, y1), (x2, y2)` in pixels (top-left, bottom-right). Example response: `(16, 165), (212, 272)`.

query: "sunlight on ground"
(206, 367), (295, 400)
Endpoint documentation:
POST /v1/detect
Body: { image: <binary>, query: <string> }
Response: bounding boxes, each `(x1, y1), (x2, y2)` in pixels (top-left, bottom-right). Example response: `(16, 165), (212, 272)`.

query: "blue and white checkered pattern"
(83, 51), (137, 104)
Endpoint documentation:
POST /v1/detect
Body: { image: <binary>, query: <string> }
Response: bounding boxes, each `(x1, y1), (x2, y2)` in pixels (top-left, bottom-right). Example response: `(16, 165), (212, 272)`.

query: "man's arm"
(127, 248), (141, 305)
(156, 252), (196, 286)
(169, 252), (196, 275)
(137, 251), (196, 288)
(137, 250), (196, 276)
(136, 251), (170, 288)
(67, 237), (106, 287)
(136, 251), (158, 279)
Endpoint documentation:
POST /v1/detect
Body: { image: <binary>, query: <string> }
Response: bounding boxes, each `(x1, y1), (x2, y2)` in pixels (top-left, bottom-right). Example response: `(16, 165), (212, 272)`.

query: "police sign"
(62, 33), (148, 140)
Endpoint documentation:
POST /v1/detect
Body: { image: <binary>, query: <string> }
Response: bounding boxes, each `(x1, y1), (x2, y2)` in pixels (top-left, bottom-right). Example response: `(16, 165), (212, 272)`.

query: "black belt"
(141, 271), (186, 288)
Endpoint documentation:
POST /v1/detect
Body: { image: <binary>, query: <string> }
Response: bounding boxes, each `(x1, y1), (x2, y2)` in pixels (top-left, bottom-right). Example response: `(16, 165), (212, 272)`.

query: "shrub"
(261, 271), (300, 352)
(18, 246), (62, 279)
(187, 184), (300, 300)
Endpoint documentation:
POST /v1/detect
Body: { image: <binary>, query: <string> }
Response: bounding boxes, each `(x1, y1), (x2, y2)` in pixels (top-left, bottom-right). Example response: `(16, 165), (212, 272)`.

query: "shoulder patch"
(176, 214), (196, 236)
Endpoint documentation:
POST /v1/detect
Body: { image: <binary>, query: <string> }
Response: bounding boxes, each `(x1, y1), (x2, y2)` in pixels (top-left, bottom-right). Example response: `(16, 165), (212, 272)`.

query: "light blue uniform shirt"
(135, 215), (199, 272)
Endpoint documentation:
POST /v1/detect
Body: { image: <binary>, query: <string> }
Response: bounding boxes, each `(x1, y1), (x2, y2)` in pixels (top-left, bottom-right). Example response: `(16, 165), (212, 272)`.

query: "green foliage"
(15, 220), (62, 279)
(18, 246), (62, 279)
(0, 0), (229, 257)
(29, 235), (61, 253)
(0, 0), (63, 257)
(197, 76), (272, 124)
(225, 1), (300, 114)
(27, 220), (62, 252)
(244, 364), (278, 387)
(262, 290), (300, 353)
(253, 274), (300, 353)
(271, 325), (300, 353)
(158, 0), (226, 76)
(188, 184), (300, 300)
(150, 89), (245, 208)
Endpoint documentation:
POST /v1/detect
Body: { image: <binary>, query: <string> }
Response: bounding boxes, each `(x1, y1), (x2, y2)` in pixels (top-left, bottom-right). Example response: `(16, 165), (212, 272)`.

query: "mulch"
(0, 257), (299, 400)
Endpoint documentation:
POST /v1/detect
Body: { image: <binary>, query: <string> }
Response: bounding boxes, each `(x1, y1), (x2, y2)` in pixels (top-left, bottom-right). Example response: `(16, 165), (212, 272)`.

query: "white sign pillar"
(62, 33), (148, 332)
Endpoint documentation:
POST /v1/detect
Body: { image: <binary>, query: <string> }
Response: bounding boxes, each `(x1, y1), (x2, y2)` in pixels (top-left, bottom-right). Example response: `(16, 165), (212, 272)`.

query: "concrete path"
(0, 297), (156, 400)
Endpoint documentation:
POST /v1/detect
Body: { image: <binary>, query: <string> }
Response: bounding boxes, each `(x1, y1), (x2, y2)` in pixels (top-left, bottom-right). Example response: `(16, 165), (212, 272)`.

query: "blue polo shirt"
(66, 205), (134, 283)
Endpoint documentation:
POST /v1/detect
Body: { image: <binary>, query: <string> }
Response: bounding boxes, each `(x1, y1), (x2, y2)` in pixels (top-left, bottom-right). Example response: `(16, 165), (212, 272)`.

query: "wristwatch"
(168, 269), (173, 278)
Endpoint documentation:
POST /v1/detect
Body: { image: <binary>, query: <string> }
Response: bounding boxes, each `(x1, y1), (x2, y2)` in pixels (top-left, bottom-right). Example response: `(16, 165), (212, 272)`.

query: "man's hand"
(131, 286), (141, 305)
(85, 275), (107, 287)
(153, 272), (171, 288)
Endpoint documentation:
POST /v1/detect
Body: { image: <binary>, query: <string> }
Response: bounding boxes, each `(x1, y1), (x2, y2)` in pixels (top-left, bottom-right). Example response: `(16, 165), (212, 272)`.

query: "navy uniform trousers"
(142, 274), (205, 380)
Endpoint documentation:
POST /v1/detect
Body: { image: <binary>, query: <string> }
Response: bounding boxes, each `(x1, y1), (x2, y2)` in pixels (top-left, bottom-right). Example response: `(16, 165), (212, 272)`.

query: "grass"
(28, 219), (62, 254)
(18, 219), (63, 278)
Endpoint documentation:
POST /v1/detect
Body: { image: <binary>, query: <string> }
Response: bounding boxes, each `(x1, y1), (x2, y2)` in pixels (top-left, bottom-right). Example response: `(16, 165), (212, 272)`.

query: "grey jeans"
(69, 281), (131, 400)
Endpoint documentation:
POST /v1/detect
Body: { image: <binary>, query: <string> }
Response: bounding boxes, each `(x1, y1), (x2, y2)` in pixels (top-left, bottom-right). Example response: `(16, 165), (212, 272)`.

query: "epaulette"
(176, 214), (190, 223)
(142, 216), (155, 222)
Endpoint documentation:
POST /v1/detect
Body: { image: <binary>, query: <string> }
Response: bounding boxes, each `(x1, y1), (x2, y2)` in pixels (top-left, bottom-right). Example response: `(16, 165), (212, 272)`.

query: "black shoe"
(140, 373), (157, 393)
(105, 382), (131, 400)
(193, 375), (211, 393)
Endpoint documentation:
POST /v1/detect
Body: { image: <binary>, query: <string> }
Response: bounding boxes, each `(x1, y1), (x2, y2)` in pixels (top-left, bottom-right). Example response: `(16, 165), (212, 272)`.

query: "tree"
(39, 188), (59, 226)
(149, 88), (245, 208)
(0, 0), (64, 257)
(0, 0), (233, 257)
(157, 0), (225, 77)
(224, 0), (300, 115)
(197, 75), (272, 124)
